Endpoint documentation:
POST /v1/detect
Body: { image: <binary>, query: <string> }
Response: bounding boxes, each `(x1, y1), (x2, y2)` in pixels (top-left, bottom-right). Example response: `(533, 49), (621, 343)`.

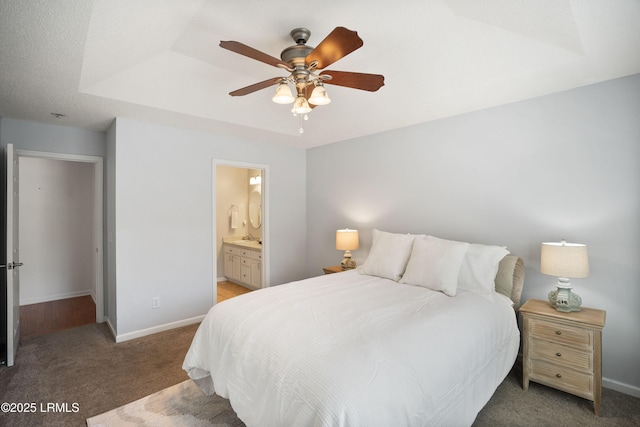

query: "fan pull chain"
(297, 113), (309, 133)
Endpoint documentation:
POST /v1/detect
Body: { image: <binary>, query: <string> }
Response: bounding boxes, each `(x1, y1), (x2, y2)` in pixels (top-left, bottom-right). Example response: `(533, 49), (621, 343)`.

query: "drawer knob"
(555, 331), (562, 335)
(556, 352), (562, 357)
(556, 373), (562, 378)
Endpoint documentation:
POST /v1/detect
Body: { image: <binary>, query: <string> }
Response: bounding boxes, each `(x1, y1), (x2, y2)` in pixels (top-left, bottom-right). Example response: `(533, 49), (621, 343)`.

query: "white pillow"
(357, 229), (415, 281)
(458, 243), (510, 301)
(400, 235), (470, 296)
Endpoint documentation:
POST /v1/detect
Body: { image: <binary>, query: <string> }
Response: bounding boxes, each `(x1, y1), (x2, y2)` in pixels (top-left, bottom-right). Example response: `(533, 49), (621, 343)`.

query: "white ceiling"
(1, 0), (639, 148)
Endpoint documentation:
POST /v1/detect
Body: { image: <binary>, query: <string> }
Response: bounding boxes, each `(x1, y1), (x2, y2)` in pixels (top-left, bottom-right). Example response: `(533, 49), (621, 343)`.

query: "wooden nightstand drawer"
(530, 359), (594, 398)
(520, 299), (606, 416)
(530, 318), (593, 349)
(529, 339), (593, 372)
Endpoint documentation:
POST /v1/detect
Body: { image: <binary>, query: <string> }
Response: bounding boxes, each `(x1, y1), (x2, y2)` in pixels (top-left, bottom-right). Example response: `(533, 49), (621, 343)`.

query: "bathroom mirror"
(249, 190), (262, 228)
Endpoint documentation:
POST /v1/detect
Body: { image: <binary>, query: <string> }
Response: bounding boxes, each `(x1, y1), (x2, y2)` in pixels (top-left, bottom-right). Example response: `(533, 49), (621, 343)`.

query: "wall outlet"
(152, 296), (160, 309)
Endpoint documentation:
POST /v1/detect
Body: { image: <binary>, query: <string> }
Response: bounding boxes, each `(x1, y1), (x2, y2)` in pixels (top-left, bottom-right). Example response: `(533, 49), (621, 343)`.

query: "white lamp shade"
(272, 83), (294, 104)
(541, 241), (589, 278)
(309, 85), (331, 105)
(291, 95), (312, 114)
(336, 229), (359, 251)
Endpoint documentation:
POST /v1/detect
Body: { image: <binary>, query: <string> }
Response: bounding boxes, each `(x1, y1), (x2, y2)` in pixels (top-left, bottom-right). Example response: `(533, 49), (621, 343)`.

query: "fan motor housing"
(281, 28), (313, 66)
(281, 45), (313, 66)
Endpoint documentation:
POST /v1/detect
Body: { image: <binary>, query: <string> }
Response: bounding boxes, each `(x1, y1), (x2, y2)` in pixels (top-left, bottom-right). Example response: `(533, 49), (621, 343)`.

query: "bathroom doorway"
(213, 160), (268, 300)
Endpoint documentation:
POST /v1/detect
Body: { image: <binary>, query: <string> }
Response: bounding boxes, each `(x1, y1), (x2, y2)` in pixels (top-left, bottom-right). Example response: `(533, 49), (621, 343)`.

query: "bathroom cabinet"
(223, 243), (261, 289)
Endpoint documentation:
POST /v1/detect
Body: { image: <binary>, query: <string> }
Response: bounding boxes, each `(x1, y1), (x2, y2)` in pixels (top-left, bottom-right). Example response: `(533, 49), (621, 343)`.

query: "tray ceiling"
(1, 0), (639, 147)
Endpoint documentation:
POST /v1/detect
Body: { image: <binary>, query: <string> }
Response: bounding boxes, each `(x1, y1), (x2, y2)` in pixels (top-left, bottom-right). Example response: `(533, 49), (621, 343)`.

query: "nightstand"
(322, 265), (344, 274)
(520, 299), (606, 415)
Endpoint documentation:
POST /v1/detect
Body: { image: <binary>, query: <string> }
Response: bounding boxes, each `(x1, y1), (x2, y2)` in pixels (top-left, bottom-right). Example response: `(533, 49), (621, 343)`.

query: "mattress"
(183, 270), (520, 426)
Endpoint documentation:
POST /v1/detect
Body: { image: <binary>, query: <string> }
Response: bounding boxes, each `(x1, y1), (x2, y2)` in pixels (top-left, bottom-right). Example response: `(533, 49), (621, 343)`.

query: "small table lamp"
(336, 229), (359, 270)
(541, 240), (589, 312)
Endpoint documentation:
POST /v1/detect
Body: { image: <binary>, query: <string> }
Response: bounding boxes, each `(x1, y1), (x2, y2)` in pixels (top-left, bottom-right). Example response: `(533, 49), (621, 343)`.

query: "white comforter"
(183, 270), (520, 427)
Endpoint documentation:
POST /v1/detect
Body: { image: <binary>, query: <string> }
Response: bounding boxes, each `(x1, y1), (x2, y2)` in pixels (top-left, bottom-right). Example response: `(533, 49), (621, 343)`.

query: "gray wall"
(0, 118), (106, 157)
(109, 118), (307, 337)
(307, 74), (640, 394)
(1, 117), (307, 340)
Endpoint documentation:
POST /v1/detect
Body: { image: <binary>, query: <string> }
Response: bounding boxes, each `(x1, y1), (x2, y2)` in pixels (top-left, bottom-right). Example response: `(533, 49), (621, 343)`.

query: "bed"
(183, 231), (525, 426)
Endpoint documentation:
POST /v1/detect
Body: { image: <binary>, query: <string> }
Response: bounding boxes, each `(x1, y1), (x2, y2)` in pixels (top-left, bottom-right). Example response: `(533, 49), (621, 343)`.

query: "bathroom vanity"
(223, 239), (262, 289)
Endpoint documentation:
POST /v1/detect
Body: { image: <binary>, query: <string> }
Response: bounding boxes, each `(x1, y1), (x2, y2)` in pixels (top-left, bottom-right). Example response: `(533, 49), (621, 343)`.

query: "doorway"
(213, 160), (269, 303)
(16, 151), (104, 333)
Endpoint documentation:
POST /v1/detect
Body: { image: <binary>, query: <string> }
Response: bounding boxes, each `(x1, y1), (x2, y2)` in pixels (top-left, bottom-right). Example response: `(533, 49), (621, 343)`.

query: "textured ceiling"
(1, 0), (639, 148)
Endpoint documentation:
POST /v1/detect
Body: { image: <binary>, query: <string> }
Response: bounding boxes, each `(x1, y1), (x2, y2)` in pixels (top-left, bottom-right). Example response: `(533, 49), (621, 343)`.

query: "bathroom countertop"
(223, 238), (262, 250)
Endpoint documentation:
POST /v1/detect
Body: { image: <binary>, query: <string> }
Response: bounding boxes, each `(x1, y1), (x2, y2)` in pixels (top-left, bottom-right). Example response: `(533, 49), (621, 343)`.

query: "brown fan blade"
(220, 41), (290, 69)
(305, 27), (363, 69)
(229, 78), (282, 97)
(320, 70), (385, 92)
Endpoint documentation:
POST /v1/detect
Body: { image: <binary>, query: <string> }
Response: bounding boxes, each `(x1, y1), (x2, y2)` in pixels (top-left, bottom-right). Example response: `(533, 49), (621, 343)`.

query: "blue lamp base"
(548, 279), (582, 312)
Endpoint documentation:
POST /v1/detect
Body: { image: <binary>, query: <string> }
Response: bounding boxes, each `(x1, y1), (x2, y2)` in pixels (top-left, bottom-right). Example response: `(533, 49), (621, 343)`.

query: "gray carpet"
(0, 322), (638, 426)
(0, 322), (197, 427)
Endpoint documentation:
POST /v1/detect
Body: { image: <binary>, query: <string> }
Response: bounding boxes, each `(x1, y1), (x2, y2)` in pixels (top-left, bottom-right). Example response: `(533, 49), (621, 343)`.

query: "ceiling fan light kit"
(221, 26), (385, 133)
(272, 81), (295, 104)
(292, 95), (312, 115)
(309, 84), (331, 106)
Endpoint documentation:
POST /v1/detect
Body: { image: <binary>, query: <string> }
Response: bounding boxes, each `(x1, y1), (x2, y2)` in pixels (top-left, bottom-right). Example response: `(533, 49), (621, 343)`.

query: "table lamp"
(336, 229), (359, 270)
(541, 240), (589, 312)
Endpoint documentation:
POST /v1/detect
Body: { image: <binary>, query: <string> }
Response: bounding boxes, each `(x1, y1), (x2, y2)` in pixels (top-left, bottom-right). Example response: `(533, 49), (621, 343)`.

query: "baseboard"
(105, 317), (117, 341)
(20, 289), (93, 306)
(114, 315), (205, 343)
(603, 378), (640, 398)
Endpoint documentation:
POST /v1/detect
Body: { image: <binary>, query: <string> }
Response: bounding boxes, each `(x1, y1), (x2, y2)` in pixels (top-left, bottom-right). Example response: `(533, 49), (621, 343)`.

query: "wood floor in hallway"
(18, 283), (252, 339)
(20, 295), (96, 338)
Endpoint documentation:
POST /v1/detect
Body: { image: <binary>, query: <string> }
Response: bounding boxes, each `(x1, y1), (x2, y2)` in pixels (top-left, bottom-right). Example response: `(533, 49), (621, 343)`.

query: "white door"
(6, 143), (21, 366)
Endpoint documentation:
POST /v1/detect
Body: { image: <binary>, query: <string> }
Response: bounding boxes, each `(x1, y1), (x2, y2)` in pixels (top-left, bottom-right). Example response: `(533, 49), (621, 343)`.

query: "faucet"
(242, 234), (262, 244)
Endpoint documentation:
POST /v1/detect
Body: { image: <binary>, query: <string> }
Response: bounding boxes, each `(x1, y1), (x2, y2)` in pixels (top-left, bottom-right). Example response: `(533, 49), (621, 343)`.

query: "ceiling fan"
(220, 27), (385, 132)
